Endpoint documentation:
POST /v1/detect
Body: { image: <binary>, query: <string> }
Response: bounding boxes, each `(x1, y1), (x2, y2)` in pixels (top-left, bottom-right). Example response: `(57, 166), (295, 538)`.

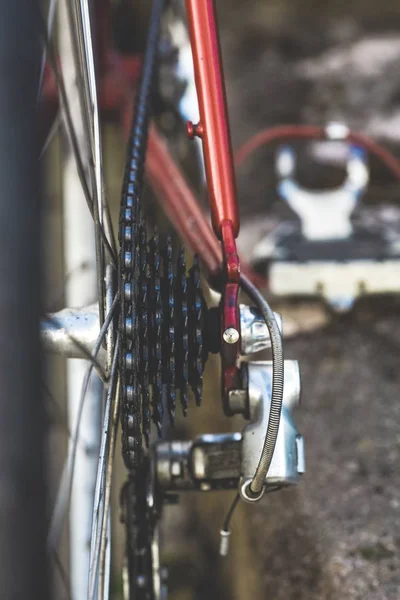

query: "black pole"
(0, 2), (48, 599)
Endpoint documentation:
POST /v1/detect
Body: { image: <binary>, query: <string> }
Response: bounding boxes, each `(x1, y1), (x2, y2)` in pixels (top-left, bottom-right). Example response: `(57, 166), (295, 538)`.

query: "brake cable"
(218, 274), (284, 554)
(240, 273), (284, 498)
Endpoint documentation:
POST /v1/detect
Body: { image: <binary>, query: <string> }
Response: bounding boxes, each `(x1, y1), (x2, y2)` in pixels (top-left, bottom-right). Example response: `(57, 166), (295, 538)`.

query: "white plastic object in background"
(275, 144), (369, 241)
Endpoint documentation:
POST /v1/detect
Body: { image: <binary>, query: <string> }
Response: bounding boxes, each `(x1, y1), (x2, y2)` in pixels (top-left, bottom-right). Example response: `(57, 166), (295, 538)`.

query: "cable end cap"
(219, 529), (231, 557)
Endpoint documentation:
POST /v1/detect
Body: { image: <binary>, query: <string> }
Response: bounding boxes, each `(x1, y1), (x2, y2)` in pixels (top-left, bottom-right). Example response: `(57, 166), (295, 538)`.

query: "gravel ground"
(251, 300), (400, 600)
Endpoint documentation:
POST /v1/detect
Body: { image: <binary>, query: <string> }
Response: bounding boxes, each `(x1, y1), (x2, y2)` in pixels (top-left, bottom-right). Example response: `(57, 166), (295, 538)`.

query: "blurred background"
(43, 1), (400, 599)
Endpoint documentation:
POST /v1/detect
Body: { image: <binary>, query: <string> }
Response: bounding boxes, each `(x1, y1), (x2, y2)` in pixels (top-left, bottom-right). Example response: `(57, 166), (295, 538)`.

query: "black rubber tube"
(0, 2), (48, 598)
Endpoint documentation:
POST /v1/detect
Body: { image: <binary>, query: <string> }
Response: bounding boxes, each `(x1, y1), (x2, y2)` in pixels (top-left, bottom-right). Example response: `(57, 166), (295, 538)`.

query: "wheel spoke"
(98, 376), (121, 600)
(41, 25), (116, 267)
(39, 1), (121, 595)
(88, 336), (120, 600)
(66, 0), (117, 325)
(40, 111), (61, 159)
(52, 550), (73, 600)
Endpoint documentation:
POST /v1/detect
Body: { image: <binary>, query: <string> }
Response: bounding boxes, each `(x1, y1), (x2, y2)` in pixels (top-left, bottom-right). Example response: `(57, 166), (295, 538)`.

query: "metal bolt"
(223, 328), (240, 345)
(228, 389), (247, 415)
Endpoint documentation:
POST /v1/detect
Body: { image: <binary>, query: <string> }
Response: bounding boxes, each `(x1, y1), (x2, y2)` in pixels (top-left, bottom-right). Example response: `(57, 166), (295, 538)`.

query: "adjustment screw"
(223, 328), (240, 345)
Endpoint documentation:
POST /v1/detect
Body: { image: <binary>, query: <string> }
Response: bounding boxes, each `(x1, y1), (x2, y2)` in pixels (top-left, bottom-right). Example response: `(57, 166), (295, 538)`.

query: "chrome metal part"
(191, 434), (242, 487)
(40, 304), (106, 364)
(240, 304), (282, 355)
(155, 434), (242, 491)
(240, 360), (304, 502)
(228, 389), (247, 415)
(154, 372), (304, 498)
(219, 530), (231, 557)
(155, 441), (192, 490)
(240, 479), (265, 503)
(154, 359), (304, 500)
(223, 327), (240, 345)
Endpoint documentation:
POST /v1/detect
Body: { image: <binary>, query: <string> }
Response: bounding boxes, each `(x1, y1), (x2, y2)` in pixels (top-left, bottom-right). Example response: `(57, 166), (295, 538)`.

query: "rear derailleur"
(122, 296), (304, 600)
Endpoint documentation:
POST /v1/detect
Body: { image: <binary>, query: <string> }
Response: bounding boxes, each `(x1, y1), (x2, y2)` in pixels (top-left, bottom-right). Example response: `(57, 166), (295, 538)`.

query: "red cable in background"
(234, 124), (400, 181)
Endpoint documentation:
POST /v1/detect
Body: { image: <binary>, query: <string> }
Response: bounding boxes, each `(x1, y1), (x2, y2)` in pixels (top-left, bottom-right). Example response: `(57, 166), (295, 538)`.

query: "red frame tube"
(185, 0), (239, 239)
(147, 125), (223, 278)
(185, 0), (242, 402)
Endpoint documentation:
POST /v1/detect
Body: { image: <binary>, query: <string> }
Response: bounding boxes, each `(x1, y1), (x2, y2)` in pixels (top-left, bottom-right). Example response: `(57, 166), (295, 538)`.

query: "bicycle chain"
(122, 460), (157, 600)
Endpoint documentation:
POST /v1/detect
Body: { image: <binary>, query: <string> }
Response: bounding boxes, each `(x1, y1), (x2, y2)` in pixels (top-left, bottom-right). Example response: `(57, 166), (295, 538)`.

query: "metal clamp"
(240, 304), (282, 355)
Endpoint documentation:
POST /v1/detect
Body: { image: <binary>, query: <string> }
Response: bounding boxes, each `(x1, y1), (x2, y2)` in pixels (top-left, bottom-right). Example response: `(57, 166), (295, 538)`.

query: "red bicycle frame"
(185, 0), (242, 396)
(185, 0), (239, 240)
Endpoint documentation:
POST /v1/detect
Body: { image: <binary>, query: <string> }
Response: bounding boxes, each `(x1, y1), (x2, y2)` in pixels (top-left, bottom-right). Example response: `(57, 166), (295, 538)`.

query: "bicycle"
(4, 1), (400, 599)
(40, 1), (298, 597)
